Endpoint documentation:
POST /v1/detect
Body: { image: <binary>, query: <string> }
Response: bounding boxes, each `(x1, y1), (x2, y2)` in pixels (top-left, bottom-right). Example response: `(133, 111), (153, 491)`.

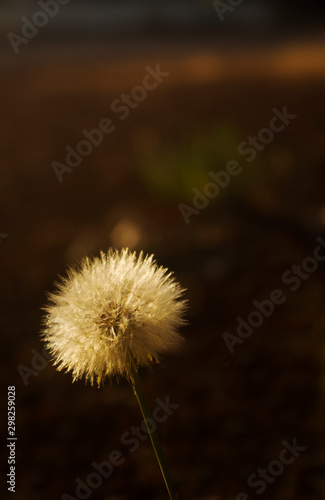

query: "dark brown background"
(1, 2), (325, 499)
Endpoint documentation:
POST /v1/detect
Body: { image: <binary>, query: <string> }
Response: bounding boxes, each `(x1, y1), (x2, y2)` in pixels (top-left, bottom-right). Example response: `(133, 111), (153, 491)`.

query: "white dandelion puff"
(41, 248), (187, 385)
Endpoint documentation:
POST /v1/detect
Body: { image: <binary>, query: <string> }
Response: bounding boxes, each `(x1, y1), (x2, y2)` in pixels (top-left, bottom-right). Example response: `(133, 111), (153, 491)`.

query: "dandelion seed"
(41, 248), (187, 385)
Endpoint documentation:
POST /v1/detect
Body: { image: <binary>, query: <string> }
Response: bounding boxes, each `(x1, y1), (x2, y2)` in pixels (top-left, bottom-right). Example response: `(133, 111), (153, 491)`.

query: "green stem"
(129, 360), (179, 500)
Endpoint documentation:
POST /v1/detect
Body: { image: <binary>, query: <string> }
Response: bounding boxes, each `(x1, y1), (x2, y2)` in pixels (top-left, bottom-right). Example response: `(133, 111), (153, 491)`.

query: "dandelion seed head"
(41, 248), (187, 385)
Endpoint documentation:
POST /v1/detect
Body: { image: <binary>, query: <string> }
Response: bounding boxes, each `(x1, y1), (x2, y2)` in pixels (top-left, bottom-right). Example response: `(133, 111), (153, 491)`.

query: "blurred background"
(1, 1), (325, 499)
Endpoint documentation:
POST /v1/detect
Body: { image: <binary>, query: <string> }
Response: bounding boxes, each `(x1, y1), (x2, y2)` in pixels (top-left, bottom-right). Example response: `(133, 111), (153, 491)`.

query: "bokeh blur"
(1, 1), (325, 499)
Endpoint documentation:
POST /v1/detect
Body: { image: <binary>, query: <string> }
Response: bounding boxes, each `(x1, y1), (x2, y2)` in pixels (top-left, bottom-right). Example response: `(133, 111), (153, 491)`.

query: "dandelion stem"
(129, 360), (179, 500)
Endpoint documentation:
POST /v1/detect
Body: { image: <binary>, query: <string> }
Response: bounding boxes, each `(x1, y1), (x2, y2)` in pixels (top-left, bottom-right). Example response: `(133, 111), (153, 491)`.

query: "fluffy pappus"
(41, 248), (187, 385)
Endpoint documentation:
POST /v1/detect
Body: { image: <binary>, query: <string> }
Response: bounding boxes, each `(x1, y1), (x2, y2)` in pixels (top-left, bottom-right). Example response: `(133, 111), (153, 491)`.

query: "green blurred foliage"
(135, 120), (321, 221)
(135, 121), (240, 201)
